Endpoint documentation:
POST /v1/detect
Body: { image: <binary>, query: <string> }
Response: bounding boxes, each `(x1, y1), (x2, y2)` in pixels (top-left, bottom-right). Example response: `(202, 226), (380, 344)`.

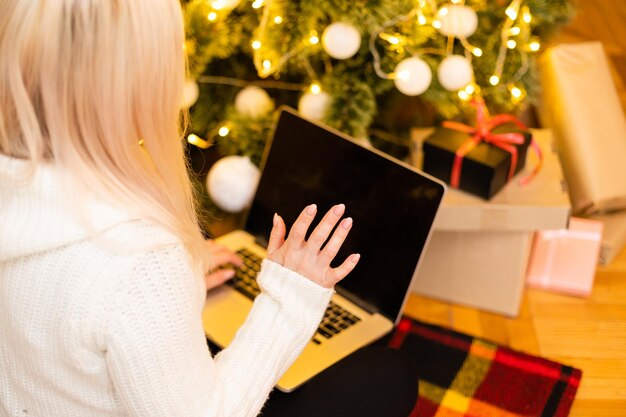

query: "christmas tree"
(182, 0), (573, 167)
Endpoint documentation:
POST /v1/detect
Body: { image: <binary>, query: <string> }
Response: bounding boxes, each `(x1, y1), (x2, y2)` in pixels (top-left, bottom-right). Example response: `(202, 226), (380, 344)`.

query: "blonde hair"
(0, 0), (209, 270)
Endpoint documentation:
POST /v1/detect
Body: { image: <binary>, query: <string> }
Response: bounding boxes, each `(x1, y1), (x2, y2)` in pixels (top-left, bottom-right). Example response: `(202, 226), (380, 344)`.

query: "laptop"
(202, 107), (446, 392)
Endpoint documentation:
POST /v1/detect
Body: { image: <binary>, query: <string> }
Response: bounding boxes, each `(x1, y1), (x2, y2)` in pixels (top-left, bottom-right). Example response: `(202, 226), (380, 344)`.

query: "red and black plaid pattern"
(389, 318), (582, 417)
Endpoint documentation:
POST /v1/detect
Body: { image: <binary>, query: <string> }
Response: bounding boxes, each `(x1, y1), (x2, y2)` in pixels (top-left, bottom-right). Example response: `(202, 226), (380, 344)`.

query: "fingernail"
(351, 254), (360, 263)
(273, 213), (278, 226)
(342, 217), (353, 229)
(225, 269), (235, 279)
(333, 204), (345, 216)
(306, 204), (317, 215)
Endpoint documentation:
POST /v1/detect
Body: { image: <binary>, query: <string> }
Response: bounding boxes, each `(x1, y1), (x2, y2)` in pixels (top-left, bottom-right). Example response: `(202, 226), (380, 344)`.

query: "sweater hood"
(0, 155), (133, 262)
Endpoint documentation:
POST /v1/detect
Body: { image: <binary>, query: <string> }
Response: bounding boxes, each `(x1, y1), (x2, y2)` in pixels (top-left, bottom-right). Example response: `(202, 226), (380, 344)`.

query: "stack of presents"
(409, 42), (626, 317)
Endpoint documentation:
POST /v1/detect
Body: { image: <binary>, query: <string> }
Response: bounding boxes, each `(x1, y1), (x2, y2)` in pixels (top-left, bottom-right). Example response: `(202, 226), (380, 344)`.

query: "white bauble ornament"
(234, 86), (274, 119)
(298, 91), (331, 121)
(321, 22), (361, 60)
(438, 5), (478, 38)
(437, 55), (474, 91)
(210, 0), (241, 11)
(207, 156), (260, 213)
(394, 57), (432, 96)
(181, 79), (199, 109)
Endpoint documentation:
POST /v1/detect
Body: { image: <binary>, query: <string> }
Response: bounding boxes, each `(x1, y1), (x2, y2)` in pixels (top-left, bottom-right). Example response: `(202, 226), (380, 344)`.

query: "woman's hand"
(204, 240), (243, 291)
(267, 204), (360, 289)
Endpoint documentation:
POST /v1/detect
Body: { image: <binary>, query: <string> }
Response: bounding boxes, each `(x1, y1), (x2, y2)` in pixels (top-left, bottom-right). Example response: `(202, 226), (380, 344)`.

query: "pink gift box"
(526, 217), (603, 297)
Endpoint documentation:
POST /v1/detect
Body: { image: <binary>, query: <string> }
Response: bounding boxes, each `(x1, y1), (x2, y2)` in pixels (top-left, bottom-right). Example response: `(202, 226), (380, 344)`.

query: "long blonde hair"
(0, 0), (209, 270)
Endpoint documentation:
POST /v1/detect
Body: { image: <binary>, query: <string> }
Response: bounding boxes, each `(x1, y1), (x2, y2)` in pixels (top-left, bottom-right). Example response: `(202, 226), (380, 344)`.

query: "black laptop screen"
(245, 109), (445, 321)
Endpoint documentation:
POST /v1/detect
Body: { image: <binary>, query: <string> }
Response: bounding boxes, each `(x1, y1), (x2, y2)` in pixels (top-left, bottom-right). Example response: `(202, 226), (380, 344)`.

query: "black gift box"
(422, 124), (532, 199)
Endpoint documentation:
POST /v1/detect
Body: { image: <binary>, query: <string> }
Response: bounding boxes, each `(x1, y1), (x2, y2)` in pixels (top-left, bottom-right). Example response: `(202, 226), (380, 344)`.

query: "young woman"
(0, 1), (416, 416)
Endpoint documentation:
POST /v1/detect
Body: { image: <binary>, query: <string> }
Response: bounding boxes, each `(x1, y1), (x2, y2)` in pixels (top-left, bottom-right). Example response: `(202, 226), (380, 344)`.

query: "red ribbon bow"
(442, 98), (542, 189)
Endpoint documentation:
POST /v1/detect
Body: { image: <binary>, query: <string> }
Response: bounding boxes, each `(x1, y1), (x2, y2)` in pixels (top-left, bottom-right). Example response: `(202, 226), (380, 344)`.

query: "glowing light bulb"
(505, 7), (518, 21)
(438, 7), (449, 16)
(507, 39), (517, 49)
(489, 75), (500, 85)
(309, 35), (319, 44)
(464, 84), (475, 94)
(388, 36), (400, 45)
(218, 126), (230, 137)
(418, 14), (427, 25)
(472, 48), (483, 57)
(207, 12), (217, 21)
(451, 0), (461, 3)
(262, 60), (271, 71)
(510, 27), (521, 35)
(458, 90), (470, 101)
(187, 134), (210, 149)
(529, 41), (541, 52)
(511, 87), (522, 98)
(432, 20), (442, 29)
(523, 10), (532, 23)
(310, 82), (322, 95)
(252, 0), (264, 8)
(251, 40), (261, 49)
(274, 16), (283, 24)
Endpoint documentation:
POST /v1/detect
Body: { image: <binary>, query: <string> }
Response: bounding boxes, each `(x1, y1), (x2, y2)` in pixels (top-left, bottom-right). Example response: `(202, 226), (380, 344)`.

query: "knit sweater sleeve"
(105, 244), (333, 417)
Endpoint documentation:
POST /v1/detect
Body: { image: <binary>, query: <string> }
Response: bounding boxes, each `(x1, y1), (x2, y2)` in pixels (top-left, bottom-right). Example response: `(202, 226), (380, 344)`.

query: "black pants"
(260, 345), (418, 417)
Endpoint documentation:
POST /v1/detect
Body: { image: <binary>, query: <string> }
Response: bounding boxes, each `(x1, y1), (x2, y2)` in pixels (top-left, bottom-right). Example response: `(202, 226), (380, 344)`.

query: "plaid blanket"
(388, 318), (582, 417)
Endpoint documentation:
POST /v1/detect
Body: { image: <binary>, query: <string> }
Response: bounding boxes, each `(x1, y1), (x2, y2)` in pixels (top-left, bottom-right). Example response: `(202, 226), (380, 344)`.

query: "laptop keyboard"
(226, 249), (362, 345)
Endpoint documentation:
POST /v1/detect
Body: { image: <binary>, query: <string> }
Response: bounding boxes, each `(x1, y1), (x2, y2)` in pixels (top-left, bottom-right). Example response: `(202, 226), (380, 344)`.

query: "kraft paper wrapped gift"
(410, 129), (571, 316)
(538, 42), (626, 215)
(526, 217), (603, 297)
(587, 210), (626, 266)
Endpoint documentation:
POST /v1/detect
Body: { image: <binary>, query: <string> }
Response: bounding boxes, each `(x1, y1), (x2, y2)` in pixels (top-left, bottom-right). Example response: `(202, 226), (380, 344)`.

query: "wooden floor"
(404, 2), (626, 415)
(404, 246), (626, 416)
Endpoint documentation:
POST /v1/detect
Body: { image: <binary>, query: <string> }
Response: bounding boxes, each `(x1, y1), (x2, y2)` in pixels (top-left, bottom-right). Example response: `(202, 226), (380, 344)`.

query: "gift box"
(588, 210), (626, 266)
(526, 217), (603, 297)
(411, 129), (571, 316)
(538, 42), (626, 214)
(423, 124), (532, 199)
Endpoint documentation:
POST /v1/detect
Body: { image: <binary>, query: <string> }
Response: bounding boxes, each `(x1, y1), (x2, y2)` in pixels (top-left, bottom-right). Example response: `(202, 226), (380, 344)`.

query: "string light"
(218, 126), (230, 137)
(507, 39), (517, 49)
(432, 20), (442, 29)
(310, 82), (322, 94)
(505, 6), (518, 20)
(510, 26), (521, 35)
(489, 75), (500, 85)
(187, 134), (211, 149)
(207, 12), (217, 21)
(522, 6), (532, 23)
(262, 60), (272, 72)
(458, 90), (470, 100)
(388, 36), (400, 45)
(529, 41), (541, 52)
(308, 31), (320, 45)
(251, 0), (264, 9)
(417, 14), (427, 25)
(438, 7), (449, 16)
(251, 40), (261, 50)
(472, 47), (483, 57)
(273, 15), (283, 24)
(464, 84), (475, 94)
(510, 86), (522, 99)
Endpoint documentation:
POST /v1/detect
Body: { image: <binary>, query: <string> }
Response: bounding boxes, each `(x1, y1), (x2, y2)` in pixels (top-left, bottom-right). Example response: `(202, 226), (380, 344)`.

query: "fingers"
(205, 240), (242, 267)
(286, 204), (317, 247)
(327, 254), (361, 285)
(267, 213), (286, 255)
(205, 268), (236, 291)
(308, 204), (345, 250)
(320, 216), (352, 263)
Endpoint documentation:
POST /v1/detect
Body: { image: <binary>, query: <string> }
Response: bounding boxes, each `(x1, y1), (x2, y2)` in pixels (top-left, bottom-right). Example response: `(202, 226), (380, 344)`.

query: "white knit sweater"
(0, 155), (334, 417)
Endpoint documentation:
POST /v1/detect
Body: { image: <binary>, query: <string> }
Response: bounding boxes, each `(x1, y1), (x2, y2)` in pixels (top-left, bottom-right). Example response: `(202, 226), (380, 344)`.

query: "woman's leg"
(261, 345), (418, 417)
